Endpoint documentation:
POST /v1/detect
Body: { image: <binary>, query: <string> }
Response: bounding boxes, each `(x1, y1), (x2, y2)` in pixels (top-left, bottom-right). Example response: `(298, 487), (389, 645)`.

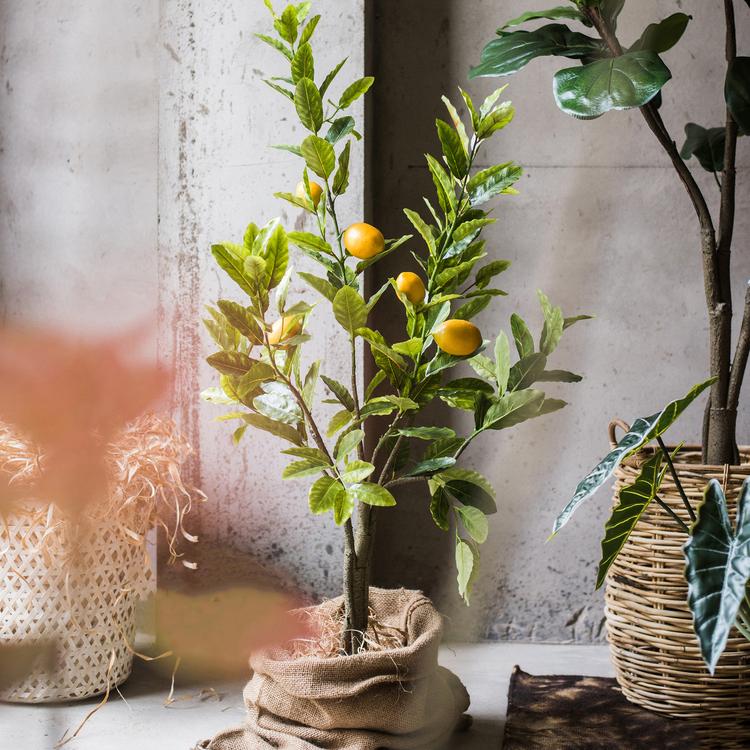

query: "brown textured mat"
(502, 667), (696, 749)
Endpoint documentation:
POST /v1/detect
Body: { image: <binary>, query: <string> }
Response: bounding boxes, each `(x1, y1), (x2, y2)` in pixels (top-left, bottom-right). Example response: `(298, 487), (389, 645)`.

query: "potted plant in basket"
(200, 2), (589, 747)
(472, 0), (750, 741)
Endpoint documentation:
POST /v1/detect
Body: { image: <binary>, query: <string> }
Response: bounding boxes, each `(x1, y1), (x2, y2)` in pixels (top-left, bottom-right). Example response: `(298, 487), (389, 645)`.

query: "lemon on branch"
(433, 319), (482, 357)
(295, 180), (323, 209)
(343, 223), (385, 260)
(268, 315), (303, 347)
(396, 272), (426, 305)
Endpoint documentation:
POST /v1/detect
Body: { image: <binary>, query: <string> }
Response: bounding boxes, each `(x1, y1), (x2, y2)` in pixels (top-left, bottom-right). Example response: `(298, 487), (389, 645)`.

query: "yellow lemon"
(268, 315), (303, 347)
(396, 272), (426, 305)
(295, 180), (323, 209)
(433, 320), (482, 357)
(343, 223), (385, 260)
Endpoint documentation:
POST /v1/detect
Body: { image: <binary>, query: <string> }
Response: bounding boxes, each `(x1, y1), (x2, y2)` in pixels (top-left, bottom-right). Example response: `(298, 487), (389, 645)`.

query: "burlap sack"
(199, 588), (470, 750)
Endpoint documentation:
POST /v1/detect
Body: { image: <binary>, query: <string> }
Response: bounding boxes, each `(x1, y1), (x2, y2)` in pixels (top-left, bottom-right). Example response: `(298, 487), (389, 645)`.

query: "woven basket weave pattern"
(606, 444), (750, 745)
(0, 514), (150, 703)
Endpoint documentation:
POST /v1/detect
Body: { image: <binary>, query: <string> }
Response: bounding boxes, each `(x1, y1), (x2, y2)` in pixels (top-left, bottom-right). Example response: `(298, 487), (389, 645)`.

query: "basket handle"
(608, 419), (631, 449)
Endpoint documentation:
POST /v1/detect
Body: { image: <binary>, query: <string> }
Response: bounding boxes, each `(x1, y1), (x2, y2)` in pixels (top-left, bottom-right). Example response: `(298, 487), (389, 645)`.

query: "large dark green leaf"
(553, 51), (672, 118)
(726, 57), (750, 135)
(680, 124), (726, 173)
(551, 377), (715, 536)
(469, 24), (602, 79)
(595, 451), (667, 589)
(685, 479), (750, 674)
(600, 0), (625, 30)
(436, 119), (468, 178)
(499, 7), (585, 30)
(483, 389), (545, 430)
(325, 116), (356, 144)
(629, 13), (691, 54)
(441, 467), (497, 515)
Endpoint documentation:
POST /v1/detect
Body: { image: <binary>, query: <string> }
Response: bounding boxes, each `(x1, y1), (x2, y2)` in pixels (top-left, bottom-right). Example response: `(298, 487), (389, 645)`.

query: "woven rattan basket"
(0, 511), (150, 703)
(605, 420), (750, 746)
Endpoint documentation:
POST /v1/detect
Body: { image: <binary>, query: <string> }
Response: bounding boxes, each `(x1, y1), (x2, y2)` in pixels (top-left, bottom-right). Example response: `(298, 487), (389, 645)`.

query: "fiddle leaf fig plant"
(202, 1), (588, 655)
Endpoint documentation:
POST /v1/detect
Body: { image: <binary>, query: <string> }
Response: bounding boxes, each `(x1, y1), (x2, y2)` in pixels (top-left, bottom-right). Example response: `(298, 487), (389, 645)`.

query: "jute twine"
(0, 414), (203, 704)
(605, 420), (750, 747)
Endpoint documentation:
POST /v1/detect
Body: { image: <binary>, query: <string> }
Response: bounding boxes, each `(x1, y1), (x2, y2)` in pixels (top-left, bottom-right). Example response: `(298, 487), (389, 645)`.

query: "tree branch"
(729, 285), (750, 412)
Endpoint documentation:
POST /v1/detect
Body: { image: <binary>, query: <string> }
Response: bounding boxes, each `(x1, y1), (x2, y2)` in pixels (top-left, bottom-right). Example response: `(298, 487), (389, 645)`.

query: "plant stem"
(587, 6), (736, 466)
(654, 494), (691, 534)
(656, 436), (695, 522)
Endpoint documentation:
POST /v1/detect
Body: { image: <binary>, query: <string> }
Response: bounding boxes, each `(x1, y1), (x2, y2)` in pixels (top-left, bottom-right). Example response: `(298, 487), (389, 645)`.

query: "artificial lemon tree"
(203, 0), (587, 654)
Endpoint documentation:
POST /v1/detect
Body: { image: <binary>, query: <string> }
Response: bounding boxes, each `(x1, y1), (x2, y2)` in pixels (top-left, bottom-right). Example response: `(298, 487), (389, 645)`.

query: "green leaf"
(403, 209), (436, 255)
(500, 7), (585, 29)
(335, 428), (364, 462)
(256, 33), (293, 61)
(334, 489), (355, 525)
(437, 378), (495, 410)
(237, 362), (276, 401)
(299, 14), (320, 45)
(295, 77), (324, 132)
(510, 313), (535, 358)
(551, 377), (716, 535)
(405, 456), (456, 477)
(538, 398), (567, 416)
(333, 286), (368, 335)
(538, 290), (564, 355)
(326, 116), (355, 144)
(298, 272), (337, 302)
(253, 384), (302, 426)
(287, 231), (333, 255)
(600, 0), (625, 30)
(348, 482), (396, 507)
(242, 413), (304, 445)
(426, 342), (487, 378)
(264, 79), (295, 102)
(483, 388), (545, 430)
(469, 24), (603, 79)
(282, 446), (330, 465)
(295, 2), (312, 23)
(680, 123), (725, 173)
(211, 243), (256, 296)
(319, 58), (347, 98)
(459, 87), (480, 130)
(365, 370), (386, 401)
(397, 426), (457, 441)
(456, 539), (476, 603)
(441, 467), (497, 515)
(457, 506), (489, 544)
(207, 351), (256, 377)
(538, 369), (583, 383)
(726, 57), (750, 135)
(441, 95), (470, 153)
(468, 163), (523, 206)
(436, 118), (468, 178)
(425, 153), (457, 215)
(554, 51), (672, 119)
(274, 5), (298, 44)
(309, 476), (344, 514)
(596, 450), (667, 589)
(333, 140), (351, 195)
(291, 42), (315, 83)
(430, 488), (451, 531)
(685, 479), (750, 674)
(301, 134), (335, 178)
(629, 13), (691, 54)
(357, 327), (409, 386)
(339, 76), (374, 108)
(468, 354), (497, 382)
(261, 222), (289, 289)
(321, 374), (356, 411)
(454, 295), (491, 321)
(283, 459), (328, 479)
(340, 460), (375, 484)
(495, 331), (511, 394)
(477, 103), (516, 139)
(476, 260), (511, 289)
(327, 409), (352, 437)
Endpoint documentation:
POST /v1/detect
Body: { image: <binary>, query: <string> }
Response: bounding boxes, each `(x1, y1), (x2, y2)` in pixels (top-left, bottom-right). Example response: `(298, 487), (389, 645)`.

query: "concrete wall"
(0, 1), (159, 340)
(369, 0), (750, 641)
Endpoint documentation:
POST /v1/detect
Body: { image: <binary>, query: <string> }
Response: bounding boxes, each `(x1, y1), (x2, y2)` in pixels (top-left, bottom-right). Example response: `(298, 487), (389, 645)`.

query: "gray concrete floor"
(1, 644), (612, 750)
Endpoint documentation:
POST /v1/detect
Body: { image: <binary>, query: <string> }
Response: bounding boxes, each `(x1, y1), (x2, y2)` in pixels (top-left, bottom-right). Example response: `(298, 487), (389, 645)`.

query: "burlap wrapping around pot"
(201, 588), (470, 750)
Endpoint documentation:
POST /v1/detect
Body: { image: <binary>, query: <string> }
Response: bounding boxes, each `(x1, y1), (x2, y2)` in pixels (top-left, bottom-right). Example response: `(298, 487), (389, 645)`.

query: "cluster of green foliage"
(470, 0), (750, 171)
(202, 0), (587, 605)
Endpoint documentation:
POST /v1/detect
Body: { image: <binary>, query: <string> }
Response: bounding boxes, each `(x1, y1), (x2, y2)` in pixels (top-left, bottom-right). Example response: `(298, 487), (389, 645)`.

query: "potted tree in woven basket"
(199, 2), (588, 747)
(472, 0), (750, 741)
(0, 330), (202, 706)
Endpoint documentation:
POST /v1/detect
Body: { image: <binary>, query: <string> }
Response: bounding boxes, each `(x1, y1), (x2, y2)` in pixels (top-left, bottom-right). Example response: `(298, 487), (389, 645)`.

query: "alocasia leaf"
(685, 479), (750, 673)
